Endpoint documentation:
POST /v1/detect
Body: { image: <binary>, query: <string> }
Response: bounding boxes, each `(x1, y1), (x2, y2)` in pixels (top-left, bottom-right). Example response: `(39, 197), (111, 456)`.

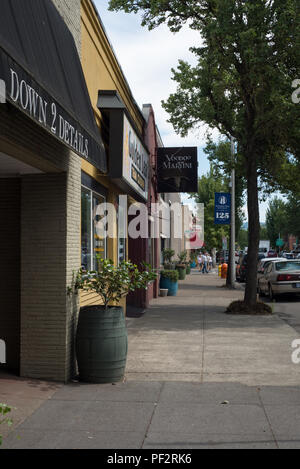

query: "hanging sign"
(215, 193), (231, 225)
(157, 147), (198, 193)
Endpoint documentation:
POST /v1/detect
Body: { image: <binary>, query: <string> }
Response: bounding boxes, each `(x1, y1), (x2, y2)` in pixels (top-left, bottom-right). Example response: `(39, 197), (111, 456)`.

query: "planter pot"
(176, 265), (186, 280)
(159, 276), (178, 296)
(76, 305), (128, 384)
(186, 265), (191, 275)
(160, 288), (168, 297)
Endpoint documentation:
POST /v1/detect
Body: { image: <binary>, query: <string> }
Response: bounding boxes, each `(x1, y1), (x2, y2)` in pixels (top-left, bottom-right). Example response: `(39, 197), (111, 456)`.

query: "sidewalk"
(1, 271), (300, 449)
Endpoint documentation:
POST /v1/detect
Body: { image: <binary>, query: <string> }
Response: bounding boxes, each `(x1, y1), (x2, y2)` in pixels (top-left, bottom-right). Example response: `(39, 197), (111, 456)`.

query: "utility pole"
(230, 136), (236, 286)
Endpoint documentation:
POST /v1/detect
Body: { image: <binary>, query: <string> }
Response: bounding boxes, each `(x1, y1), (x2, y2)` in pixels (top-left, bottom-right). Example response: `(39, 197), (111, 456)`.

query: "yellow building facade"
(79, 0), (149, 308)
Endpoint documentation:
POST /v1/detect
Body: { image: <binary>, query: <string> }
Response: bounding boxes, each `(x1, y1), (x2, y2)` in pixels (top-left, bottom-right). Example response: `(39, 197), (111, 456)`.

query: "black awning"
(0, 0), (107, 172)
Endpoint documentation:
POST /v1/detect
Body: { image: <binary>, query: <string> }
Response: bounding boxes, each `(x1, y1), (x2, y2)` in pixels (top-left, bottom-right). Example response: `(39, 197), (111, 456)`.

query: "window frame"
(81, 184), (107, 271)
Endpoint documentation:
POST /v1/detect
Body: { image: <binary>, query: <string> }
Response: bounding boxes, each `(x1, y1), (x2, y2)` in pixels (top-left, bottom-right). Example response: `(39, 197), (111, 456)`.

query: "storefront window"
(93, 194), (106, 270)
(81, 187), (106, 270)
(81, 188), (92, 270)
(118, 195), (127, 264)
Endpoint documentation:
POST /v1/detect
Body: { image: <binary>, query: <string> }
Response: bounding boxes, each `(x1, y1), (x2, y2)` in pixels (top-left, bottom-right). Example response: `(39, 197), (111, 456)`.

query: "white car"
(257, 257), (285, 289)
(282, 252), (295, 259)
(258, 260), (300, 300)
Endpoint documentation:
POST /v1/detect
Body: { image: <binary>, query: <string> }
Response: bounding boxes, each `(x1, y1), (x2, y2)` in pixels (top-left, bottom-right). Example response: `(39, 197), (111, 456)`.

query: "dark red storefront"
(127, 104), (160, 310)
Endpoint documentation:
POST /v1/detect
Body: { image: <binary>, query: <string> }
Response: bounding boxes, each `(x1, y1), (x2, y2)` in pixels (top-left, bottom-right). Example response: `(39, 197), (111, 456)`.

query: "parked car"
(258, 260), (300, 300)
(267, 250), (278, 258)
(257, 257), (286, 290)
(282, 252), (295, 259)
(236, 253), (265, 282)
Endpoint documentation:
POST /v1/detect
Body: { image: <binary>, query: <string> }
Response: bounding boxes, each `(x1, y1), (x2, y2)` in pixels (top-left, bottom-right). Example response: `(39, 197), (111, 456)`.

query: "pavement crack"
(140, 382), (165, 449)
(258, 389), (279, 449)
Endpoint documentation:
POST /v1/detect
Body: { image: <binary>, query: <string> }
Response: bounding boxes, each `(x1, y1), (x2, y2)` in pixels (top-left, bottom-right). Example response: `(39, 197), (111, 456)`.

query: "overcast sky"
(94, 0), (275, 222)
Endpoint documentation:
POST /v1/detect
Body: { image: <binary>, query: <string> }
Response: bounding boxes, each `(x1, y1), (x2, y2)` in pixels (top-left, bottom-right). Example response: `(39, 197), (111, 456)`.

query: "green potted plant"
(159, 269), (179, 296)
(162, 248), (175, 270)
(176, 251), (187, 280)
(74, 258), (157, 383)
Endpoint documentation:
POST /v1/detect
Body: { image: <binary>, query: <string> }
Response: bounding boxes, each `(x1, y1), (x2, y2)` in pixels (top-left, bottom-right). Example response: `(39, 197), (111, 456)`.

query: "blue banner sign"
(215, 193), (231, 225)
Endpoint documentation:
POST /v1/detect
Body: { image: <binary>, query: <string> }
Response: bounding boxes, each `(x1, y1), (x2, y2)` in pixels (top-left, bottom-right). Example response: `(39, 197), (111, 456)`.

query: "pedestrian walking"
(202, 253), (209, 274)
(197, 253), (203, 272)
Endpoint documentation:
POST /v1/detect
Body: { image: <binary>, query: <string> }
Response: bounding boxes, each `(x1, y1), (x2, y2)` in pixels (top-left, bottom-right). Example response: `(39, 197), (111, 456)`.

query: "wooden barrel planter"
(76, 305), (128, 384)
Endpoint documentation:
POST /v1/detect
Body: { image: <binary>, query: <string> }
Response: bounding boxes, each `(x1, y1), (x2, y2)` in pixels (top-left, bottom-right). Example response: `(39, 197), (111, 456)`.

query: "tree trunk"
(244, 150), (260, 307)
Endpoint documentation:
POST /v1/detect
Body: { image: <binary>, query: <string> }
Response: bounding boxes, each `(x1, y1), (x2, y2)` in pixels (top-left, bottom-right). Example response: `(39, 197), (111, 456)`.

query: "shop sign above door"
(0, 49), (104, 162)
(157, 147), (198, 193)
(122, 114), (149, 201)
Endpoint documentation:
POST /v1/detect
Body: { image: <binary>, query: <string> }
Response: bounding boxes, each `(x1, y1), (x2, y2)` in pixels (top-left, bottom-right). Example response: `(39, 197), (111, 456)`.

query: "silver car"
(257, 258), (285, 290)
(258, 260), (300, 300)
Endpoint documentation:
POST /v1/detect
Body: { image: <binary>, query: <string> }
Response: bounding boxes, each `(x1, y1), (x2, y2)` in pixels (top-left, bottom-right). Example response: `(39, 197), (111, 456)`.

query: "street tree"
(285, 196), (300, 240)
(266, 197), (289, 248)
(109, 0), (300, 308)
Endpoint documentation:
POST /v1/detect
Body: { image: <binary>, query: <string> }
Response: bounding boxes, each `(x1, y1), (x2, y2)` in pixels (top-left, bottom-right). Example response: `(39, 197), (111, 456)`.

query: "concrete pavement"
(1, 271), (300, 449)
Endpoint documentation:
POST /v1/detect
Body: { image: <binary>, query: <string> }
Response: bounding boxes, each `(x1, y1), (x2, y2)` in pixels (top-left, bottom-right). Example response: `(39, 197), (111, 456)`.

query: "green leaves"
(177, 250), (188, 263)
(160, 269), (179, 282)
(162, 248), (175, 263)
(75, 258), (157, 309)
(0, 403), (13, 446)
(266, 197), (289, 247)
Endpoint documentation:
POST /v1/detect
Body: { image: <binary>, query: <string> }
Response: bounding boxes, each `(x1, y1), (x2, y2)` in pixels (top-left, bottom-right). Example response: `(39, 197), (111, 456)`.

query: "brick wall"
(20, 152), (81, 382)
(51, 0), (82, 55)
(1, 102), (81, 382)
(0, 179), (21, 372)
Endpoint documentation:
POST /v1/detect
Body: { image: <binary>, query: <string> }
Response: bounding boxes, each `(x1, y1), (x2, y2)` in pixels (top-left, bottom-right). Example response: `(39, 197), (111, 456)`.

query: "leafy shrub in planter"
(177, 250), (187, 264)
(160, 270), (179, 296)
(72, 259), (157, 383)
(160, 270), (179, 283)
(75, 258), (157, 309)
(162, 248), (175, 264)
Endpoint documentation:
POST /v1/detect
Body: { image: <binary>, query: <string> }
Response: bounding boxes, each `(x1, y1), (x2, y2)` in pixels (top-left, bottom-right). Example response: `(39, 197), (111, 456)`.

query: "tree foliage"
(192, 166), (230, 251)
(203, 138), (246, 238)
(265, 196), (300, 247)
(285, 196), (300, 239)
(266, 197), (289, 248)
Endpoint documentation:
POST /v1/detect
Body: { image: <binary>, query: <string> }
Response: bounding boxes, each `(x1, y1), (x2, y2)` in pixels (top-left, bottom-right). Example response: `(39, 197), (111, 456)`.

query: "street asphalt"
(1, 270), (300, 449)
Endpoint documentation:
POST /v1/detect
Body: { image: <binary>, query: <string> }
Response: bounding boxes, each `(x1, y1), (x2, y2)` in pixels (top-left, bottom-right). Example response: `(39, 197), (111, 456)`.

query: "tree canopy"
(266, 197), (289, 248)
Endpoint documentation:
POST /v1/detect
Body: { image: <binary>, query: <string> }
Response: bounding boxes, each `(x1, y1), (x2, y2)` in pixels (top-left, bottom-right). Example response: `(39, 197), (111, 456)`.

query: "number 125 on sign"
(216, 212), (230, 220)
